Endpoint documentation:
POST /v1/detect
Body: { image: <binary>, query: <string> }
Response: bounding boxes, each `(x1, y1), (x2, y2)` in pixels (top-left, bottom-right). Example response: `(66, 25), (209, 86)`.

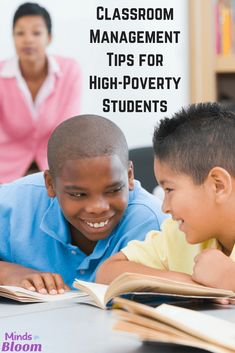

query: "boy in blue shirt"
(97, 103), (235, 296)
(0, 115), (166, 294)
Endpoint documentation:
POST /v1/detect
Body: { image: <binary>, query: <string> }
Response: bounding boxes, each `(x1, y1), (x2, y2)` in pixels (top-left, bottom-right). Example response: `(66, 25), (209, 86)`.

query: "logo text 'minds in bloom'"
(1, 342), (42, 351)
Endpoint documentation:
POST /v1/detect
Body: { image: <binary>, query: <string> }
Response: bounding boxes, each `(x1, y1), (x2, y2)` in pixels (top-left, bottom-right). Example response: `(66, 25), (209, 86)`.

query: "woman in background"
(0, 2), (81, 182)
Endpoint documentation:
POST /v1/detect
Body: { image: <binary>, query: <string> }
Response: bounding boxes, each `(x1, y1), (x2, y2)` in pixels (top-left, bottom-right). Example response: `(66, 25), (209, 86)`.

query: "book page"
(73, 279), (108, 308)
(106, 273), (234, 300)
(113, 299), (235, 353)
(0, 285), (84, 302)
(113, 319), (233, 353)
(155, 304), (235, 351)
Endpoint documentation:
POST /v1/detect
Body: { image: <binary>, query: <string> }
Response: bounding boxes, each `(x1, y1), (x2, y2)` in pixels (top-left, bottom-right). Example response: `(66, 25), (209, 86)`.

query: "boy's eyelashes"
(164, 188), (174, 193)
(67, 192), (86, 198)
(107, 185), (125, 193)
(66, 185), (125, 199)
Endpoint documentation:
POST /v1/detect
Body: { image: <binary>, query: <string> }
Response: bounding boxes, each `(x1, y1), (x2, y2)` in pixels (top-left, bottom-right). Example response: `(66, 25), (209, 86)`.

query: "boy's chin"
(185, 233), (200, 244)
(82, 228), (111, 241)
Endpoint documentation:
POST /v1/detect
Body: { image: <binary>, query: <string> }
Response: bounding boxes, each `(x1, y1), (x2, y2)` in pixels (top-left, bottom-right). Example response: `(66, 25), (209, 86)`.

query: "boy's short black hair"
(13, 2), (52, 34)
(47, 115), (129, 178)
(153, 102), (235, 184)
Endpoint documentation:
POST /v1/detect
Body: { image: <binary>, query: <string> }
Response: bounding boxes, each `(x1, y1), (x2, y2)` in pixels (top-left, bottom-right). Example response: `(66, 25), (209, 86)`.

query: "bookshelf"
(189, 0), (235, 104)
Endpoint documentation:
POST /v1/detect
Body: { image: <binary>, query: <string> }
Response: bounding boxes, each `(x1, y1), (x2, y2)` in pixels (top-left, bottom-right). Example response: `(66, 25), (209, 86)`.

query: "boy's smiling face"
(154, 158), (219, 244)
(45, 155), (134, 252)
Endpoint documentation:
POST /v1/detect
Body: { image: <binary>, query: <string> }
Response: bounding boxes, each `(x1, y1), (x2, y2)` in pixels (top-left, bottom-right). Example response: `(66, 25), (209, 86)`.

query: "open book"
(73, 272), (235, 310)
(112, 298), (235, 353)
(0, 285), (87, 303)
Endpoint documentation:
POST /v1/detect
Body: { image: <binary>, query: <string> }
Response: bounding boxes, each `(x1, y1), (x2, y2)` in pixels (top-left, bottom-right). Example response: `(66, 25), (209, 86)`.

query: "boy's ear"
(207, 167), (232, 203)
(44, 170), (56, 198)
(128, 161), (135, 190)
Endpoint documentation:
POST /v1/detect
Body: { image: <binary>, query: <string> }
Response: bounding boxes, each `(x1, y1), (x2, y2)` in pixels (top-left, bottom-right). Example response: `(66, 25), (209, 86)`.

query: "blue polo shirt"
(0, 173), (167, 286)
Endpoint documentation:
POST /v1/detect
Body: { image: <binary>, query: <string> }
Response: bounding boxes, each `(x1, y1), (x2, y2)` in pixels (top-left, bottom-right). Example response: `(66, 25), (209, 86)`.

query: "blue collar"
(40, 197), (71, 244)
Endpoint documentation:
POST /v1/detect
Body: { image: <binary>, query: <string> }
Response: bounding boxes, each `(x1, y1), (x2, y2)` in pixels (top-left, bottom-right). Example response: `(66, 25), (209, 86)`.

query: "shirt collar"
(40, 197), (71, 244)
(47, 55), (62, 77)
(0, 55), (62, 78)
(128, 179), (140, 203)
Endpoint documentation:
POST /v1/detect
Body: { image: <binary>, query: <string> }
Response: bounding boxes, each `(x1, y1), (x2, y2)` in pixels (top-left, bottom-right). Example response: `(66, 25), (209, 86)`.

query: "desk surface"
(0, 298), (234, 353)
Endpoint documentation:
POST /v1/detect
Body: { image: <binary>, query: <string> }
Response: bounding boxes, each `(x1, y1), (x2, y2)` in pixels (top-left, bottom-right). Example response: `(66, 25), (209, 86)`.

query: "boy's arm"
(0, 261), (69, 294)
(96, 251), (195, 284)
(192, 249), (235, 291)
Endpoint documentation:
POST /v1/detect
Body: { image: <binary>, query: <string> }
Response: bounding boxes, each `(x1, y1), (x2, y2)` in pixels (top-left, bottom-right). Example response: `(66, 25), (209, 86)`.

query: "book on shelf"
(0, 285), (87, 303)
(73, 272), (235, 310)
(112, 297), (235, 353)
(214, 0), (235, 55)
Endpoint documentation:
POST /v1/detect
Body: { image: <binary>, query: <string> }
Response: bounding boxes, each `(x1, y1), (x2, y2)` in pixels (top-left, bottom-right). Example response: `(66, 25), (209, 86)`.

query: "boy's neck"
(219, 240), (234, 256)
(215, 210), (235, 256)
(69, 225), (97, 255)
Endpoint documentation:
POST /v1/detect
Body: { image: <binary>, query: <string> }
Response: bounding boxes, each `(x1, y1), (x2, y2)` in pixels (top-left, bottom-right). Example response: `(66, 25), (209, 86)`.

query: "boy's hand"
(192, 249), (235, 291)
(15, 272), (70, 294)
(1, 263), (70, 294)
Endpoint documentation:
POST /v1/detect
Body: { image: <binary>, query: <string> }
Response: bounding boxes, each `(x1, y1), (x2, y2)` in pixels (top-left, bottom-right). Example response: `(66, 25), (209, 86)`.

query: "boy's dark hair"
(153, 102), (235, 184)
(13, 2), (52, 34)
(48, 115), (129, 178)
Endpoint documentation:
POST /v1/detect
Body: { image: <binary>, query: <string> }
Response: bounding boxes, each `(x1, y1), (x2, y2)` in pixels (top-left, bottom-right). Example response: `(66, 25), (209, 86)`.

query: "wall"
(0, 0), (189, 148)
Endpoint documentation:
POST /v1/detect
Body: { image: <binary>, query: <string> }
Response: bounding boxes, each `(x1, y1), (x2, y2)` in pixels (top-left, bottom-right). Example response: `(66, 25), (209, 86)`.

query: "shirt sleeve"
(121, 218), (181, 270)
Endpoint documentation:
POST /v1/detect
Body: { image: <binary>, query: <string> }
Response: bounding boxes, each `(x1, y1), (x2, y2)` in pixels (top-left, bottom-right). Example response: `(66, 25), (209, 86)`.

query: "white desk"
(0, 298), (234, 353)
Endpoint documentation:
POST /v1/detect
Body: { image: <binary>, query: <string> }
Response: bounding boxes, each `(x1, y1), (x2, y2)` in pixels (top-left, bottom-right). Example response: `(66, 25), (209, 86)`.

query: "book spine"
(222, 1), (231, 55)
(215, 1), (221, 54)
(231, 0), (235, 52)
